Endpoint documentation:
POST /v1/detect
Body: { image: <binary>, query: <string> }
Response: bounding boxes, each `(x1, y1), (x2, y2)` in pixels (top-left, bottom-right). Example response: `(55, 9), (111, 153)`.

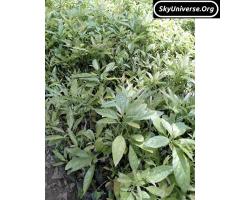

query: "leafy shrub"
(46, 0), (195, 199)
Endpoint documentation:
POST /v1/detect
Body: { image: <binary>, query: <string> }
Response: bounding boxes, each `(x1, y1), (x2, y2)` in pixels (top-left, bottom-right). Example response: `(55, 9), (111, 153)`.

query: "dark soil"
(45, 147), (77, 200)
(45, 146), (110, 200)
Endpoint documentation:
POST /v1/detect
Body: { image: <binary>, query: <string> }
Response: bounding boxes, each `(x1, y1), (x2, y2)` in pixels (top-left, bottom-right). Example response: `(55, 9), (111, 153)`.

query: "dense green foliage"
(46, 0), (195, 199)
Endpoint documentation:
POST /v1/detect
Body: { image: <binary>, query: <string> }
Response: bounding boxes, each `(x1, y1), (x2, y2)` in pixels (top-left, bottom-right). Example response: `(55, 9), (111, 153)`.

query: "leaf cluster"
(46, 0), (195, 199)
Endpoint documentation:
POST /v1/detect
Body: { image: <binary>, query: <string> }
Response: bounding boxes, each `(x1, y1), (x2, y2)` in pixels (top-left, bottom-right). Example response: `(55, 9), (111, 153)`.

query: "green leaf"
(83, 165), (95, 195)
(161, 118), (172, 134)
(104, 62), (116, 73)
(131, 134), (144, 143)
(53, 149), (66, 162)
(146, 186), (163, 197)
(95, 137), (105, 152)
(172, 147), (190, 193)
(127, 122), (140, 129)
(101, 100), (116, 108)
(65, 156), (92, 173)
(144, 136), (169, 148)
(145, 165), (173, 183)
(70, 79), (78, 97)
(117, 173), (132, 185)
(113, 179), (121, 199)
(112, 135), (126, 166)
(151, 114), (165, 134)
(127, 193), (135, 200)
(65, 147), (90, 158)
(128, 145), (139, 172)
(97, 118), (117, 124)
(46, 135), (64, 141)
(174, 139), (194, 160)
(115, 93), (128, 115)
(66, 108), (74, 130)
(73, 73), (99, 82)
(120, 191), (133, 200)
(69, 132), (78, 146)
(140, 191), (150, 199)
(137, 186), (142, 200)
(172, 122), (190, 138)
(78, 129), (95, 141)
(92, 59), (99, 70)
(95, 108), (118, 119)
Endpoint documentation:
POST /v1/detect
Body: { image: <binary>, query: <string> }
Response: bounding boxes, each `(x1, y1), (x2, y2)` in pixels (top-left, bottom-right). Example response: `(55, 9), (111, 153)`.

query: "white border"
(196, 0), (240, 199)
(0, 0), (45, 199)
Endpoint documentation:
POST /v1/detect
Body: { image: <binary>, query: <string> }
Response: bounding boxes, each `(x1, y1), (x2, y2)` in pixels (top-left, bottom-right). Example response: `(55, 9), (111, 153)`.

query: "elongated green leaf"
(66, 108), (74, 130)
(145, 165), (173, 183)
(127, 193), (135, 200)
(95, 137), (105, 152)
(140, 191), (150, 199)
(127, 122), (140, 129)
(73, 73), (99, 82)
(161, 118), (172, 134)
(115, 93), (128, 115)
(97, 118), (117, 124)
(79, 129), (95, 141)
(137, 186), (142, 200)
(151, 114), (165, 134)
(65, 156), (92, 173)
(172, 147), (190, 192)
(83, 165), (95, 195)
(53, 149), (66, 162)
(131, 134), (144, 143)
(46, 135), (64, 141)
(113, 179), (121, 199)
(69, 132), (78, 146)
(104, 62), (116, 73)
(65, 147), (91, 158)
(172, 122), (190, 138)
(112, 135), (126, 166)
(128, 145), (139, 172)
(117, 173), (132, 185)
(146, 186), (163, 197)
(92, 59), (99, 70)
(70, 79), (78, 97)
(144, 136), (169, 148)
(95, 108), (118, 119)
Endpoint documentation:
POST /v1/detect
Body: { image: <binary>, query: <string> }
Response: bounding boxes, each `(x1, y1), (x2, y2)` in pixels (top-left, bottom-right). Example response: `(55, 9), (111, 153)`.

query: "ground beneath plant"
(45, 146), (109, 200)
(46, 146), (77, 200)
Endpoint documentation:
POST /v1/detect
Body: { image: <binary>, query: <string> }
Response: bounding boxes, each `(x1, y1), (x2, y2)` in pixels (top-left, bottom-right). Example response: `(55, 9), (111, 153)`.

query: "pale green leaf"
(172, 122), (190, 138)
(127, 122), (140, 129)
(128, 145), (139, 172)
(46, 135), (64, 141)
(141, 191), (150, 199)
(112, 135), (126, 166)
(65, 156), (92, 173)
(115, 93), (128, 115)
(161, 118), (172, 134)
(92, 59), (99, 70)
(83, 165), (95, 194)
(151, 114), (165, 134)
(53, 149), (66, 162)
(146, 186), (163, 197)
(172, 147), (190, 192)
(68, 132), (78, 146)
(144, 136), (169, 148)
(131, 134), (144, 143)
(97, 118), (117, 124)
(95, 108), (118, 119)
(145, 165), (173, 183)
(104, 62), (116, 73)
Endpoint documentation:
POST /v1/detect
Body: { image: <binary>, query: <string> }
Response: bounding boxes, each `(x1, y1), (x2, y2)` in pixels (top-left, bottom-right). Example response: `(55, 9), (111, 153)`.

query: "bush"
(46, 0), (195, 199)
